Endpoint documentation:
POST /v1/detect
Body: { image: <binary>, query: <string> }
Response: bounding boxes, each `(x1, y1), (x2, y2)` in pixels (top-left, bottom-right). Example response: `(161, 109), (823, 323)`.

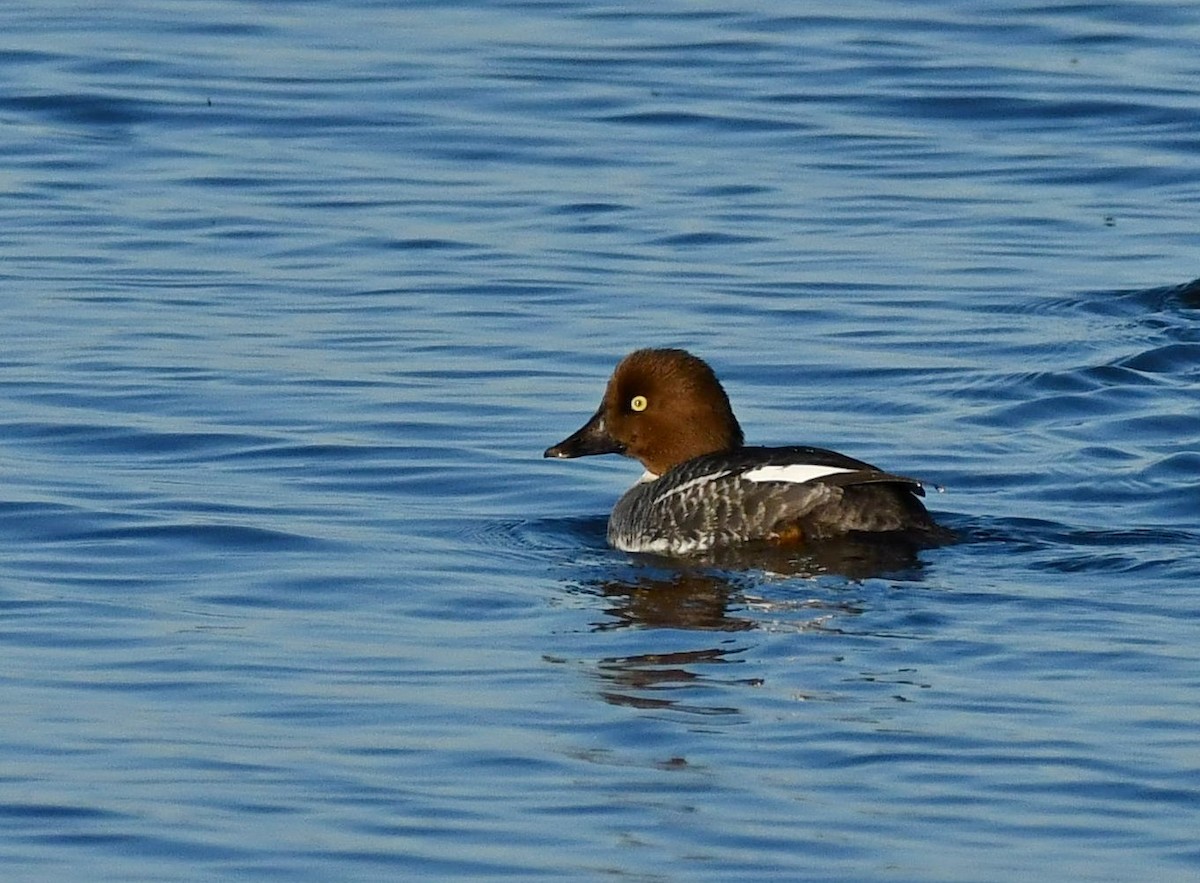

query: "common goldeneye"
(544, 348), (945, 556)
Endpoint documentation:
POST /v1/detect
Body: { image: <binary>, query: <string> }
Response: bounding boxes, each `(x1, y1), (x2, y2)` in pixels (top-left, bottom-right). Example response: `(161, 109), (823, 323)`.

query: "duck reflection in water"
(593, 533), (929, 625)
(570, 535), (929, 714)
(580, 569), (853, 715)
(591, 569), (756, 632)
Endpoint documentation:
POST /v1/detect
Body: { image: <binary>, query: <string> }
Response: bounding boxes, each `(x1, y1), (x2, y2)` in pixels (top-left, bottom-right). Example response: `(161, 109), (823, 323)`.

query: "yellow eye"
(630, 395), (648, 412)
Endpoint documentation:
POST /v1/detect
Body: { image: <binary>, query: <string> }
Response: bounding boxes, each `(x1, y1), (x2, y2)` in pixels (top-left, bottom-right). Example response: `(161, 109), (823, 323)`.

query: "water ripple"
(2, 2), (1199, 881)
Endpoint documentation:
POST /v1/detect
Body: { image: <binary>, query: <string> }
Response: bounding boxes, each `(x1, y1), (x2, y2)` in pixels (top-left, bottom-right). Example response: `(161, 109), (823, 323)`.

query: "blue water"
(2, 1), (1199, 880)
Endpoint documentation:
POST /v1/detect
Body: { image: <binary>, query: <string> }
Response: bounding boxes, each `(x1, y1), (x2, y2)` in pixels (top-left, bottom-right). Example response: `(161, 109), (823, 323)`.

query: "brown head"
(543, 348), (744, 476)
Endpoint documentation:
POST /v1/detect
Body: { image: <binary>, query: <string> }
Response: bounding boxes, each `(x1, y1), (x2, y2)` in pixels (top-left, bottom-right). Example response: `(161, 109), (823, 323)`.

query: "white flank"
(614, 535), (705, 556)
(742, 463), (854, 484)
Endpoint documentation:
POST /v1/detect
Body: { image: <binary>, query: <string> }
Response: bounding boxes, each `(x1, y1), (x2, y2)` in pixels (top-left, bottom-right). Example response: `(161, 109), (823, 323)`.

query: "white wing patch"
(742, 464), (854, 485)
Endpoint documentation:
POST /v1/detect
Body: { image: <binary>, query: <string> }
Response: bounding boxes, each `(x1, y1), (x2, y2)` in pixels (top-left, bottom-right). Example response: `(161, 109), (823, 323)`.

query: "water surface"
(2, 1), (1200, 880)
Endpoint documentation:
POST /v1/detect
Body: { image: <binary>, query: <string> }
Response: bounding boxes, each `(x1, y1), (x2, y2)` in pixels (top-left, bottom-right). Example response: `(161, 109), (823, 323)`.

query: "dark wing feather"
(651, 447), (933, 544)
(682, 446), (926, 495)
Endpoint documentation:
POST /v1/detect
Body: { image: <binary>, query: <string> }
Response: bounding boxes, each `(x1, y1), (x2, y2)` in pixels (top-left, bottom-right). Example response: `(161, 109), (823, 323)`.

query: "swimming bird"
(544, 348), (944, 555)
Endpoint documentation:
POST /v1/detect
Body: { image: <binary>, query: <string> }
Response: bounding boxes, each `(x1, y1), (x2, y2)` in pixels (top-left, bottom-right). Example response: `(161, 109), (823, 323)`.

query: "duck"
(544, 348), (945, 556)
